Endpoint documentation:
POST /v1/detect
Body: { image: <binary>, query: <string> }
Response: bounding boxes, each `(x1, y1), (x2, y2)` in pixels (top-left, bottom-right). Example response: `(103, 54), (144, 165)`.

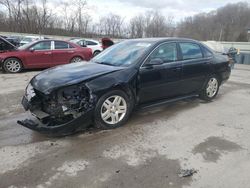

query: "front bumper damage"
(17, 83), (95, 136)
(17, 109), (93, 136)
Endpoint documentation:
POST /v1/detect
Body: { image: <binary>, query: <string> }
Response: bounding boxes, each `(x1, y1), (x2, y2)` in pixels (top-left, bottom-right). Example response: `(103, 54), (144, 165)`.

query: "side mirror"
(29, 47), (35, 52)
(146, 58), (164, 66)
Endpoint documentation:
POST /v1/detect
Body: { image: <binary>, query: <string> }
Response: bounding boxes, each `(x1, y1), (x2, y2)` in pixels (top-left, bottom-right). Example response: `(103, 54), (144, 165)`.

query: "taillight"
(87, 48), (92, 60)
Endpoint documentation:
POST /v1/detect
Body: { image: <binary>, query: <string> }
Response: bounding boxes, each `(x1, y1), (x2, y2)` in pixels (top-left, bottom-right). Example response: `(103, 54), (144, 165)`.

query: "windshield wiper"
(95, 61), (114, 66)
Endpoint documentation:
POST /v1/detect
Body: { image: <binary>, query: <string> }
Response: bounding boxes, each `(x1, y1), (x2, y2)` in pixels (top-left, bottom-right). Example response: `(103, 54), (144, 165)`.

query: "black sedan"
(18, 38), (231, 136)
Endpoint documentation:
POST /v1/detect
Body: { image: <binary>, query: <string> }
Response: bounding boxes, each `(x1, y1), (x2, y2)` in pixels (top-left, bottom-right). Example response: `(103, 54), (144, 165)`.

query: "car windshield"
(91, 40), (153, 67)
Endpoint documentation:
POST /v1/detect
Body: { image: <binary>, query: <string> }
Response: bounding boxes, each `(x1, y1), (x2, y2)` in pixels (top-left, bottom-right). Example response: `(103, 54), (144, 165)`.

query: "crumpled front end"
(18, 83), (96, 136)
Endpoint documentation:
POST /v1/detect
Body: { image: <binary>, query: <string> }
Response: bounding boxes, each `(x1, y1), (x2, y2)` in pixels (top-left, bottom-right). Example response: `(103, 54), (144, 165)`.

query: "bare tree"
(0, 0), (249, 41)
(61, 1), (77, 33)
(37, 0), (52, 34)
(99, 13), (124, 37)
(129, 14), (144, 38)
(178, 2), (250, 41)
(73, 0), (87, 35)
(130, 10), (174, 38)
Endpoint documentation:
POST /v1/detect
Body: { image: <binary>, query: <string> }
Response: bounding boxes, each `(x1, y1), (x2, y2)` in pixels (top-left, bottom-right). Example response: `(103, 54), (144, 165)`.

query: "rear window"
(180, 43), (203, 60)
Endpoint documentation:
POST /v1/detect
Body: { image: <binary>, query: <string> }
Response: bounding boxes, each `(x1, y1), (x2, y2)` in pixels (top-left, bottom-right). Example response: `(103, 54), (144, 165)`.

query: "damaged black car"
(18, 38), (231, 136)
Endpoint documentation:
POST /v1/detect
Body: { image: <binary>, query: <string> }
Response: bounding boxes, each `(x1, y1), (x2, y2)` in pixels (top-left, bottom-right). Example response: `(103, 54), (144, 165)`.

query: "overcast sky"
(80, 0), (245, 22)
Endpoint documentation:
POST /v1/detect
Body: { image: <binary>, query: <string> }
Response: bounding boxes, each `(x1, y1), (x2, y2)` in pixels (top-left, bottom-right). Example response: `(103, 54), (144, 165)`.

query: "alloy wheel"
(101, 95), (127, 125)
(71, 57), (82, 63)
(206, 78), (218, 98)
(5, 59), (21, 73)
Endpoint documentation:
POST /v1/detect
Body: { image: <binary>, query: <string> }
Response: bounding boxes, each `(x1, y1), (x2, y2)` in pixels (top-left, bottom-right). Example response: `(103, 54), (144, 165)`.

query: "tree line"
(0, 0), (249, 41)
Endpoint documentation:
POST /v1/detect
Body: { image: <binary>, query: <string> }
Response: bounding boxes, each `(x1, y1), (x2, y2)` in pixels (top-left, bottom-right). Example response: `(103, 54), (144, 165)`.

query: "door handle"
(172, 67), (182, 72)
(68, 51), (75, 53)
(44, 52), (52, 55)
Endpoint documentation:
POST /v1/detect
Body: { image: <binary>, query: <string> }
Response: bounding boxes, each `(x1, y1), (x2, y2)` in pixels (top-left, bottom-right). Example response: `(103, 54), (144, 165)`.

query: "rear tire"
(93, 51), (101, 57)
(200, 75), (220, 101)
(3, 58), (23, 73)
(94, 90), (133, 129)
(70, 56), (83, 63)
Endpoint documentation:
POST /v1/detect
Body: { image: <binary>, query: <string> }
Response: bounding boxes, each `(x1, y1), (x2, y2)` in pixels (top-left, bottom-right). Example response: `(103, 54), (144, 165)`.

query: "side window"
(202, 46), (213, 57)
(77, 40), (86, 47)
(86, 40), (97, 45)
(69, 44), (74, 48)
(32, 41), (51, 50)
(55, 41), (69, 49)
(180, 43), (203, 60)
(148, 43), (177, 63)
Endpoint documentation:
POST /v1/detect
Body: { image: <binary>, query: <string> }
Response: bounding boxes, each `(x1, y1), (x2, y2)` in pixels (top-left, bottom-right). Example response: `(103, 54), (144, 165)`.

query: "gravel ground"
(0, 65), (250, 188)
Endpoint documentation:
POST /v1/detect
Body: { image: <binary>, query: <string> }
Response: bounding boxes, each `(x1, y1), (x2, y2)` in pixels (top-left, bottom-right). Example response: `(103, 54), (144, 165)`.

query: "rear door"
(178, 42), (211, 94)
(138, 42), (183, 103)
(24, 41), (52, 68)
(52, 41), (76, 66)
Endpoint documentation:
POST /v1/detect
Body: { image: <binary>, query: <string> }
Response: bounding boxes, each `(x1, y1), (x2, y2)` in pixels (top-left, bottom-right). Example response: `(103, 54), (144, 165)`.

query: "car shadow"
(72, 97), (203, 137)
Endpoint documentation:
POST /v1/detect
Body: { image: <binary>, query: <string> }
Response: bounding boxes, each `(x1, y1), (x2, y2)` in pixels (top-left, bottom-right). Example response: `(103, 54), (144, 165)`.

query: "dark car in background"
(0, 36), (16, 53)
(5, 36), (22, 46)
(18, 38), (231, 136)
(0, 39), (92, 73)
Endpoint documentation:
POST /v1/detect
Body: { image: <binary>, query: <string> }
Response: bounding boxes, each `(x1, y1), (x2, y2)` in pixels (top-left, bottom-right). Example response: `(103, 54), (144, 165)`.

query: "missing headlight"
(54, 85), (94, 119)
(25, 84), (95, 126)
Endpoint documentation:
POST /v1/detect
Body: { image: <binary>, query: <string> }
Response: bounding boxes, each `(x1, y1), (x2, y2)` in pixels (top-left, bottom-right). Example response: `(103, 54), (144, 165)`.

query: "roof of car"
(70, 38), (99, 43)
(128, 37), (199, 43)
(24, 36), (40, 38)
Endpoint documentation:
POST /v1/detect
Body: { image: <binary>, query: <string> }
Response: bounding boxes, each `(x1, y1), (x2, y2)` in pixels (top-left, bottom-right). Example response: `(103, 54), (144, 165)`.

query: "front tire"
(200, 76), (220, 101)
(94, 90), (132, 129)
(3, 58), (23, 73)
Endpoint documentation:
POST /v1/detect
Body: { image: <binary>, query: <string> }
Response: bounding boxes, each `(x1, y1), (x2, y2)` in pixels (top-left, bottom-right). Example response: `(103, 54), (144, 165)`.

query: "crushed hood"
(31, 62), (125, 94)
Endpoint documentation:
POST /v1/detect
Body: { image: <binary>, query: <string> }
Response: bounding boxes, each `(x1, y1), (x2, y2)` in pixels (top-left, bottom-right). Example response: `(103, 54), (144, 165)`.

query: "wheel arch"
(2, 56), (24, 68)
(108, 84), (136, 109)
(93, 50), (101, 54)
(211, 72), (222, 85)
(70, 55), (85, 62)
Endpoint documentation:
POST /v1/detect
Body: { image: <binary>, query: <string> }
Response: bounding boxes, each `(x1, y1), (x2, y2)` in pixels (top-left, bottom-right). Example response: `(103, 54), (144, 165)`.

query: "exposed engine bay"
(26, 84), (95, 126)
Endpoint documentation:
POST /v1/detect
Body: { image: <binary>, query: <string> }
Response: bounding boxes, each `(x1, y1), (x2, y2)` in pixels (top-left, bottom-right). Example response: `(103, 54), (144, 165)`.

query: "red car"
(0, 40), (92, 73)
(101, 38), (114, 50)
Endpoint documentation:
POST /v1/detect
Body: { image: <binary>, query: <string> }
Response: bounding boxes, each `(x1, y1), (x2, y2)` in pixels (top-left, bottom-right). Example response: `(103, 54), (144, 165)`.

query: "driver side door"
(24, 41), (52, 68)
(138, 42), (183, 104)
